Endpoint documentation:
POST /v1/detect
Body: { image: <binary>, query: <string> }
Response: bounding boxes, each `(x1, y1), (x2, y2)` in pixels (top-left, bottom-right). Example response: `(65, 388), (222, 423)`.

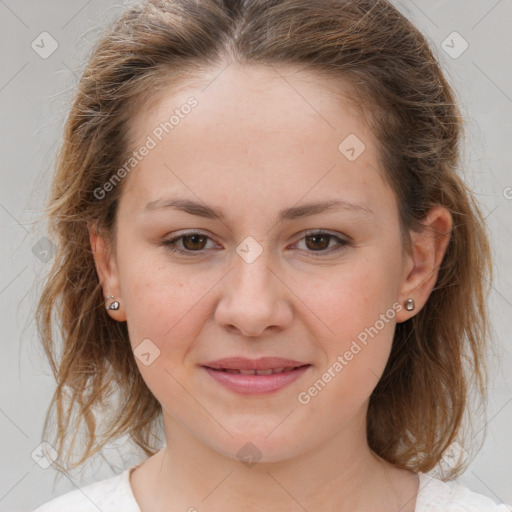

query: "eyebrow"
(143, 197), (373, 221)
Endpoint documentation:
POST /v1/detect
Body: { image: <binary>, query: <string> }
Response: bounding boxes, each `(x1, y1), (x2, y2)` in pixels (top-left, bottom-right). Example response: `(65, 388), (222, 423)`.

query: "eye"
(161, 231), (217, 256)
(160, 230), (350, 257)
(292, 230), (350, 257)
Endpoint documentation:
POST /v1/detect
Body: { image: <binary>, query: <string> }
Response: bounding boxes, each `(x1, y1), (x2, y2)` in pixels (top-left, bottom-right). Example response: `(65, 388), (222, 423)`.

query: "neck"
(134, 414), (418, 512)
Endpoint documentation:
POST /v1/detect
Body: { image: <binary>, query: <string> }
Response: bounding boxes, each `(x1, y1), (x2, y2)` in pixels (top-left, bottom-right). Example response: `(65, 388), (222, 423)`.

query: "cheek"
(299, 255), (400, 404)
(123, 272), (196, 352)
(120, 268), (209, 413)
(299, 252), (400, 335)
(299, 286), (397, 422)
(119, 253), (219, 373)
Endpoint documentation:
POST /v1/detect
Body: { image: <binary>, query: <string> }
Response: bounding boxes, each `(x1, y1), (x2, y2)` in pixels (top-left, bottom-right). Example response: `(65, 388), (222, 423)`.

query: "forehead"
(119, 63), (389, 216)
(130, 63), (367, 140)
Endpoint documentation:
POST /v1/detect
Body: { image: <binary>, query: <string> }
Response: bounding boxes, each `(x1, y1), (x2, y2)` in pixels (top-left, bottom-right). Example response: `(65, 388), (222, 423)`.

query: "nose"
(214, 249), (292, 338)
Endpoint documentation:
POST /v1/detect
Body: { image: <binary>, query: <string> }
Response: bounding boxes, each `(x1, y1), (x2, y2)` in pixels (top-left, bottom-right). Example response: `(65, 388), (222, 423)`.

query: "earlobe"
(89, 222), (126, 321)
(396, 206), (452, 323)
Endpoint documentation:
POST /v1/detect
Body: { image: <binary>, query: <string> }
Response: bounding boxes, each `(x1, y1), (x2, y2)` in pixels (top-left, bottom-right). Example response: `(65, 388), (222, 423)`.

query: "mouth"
(206, 365), (307, 375)
(201, 362), (312, 395)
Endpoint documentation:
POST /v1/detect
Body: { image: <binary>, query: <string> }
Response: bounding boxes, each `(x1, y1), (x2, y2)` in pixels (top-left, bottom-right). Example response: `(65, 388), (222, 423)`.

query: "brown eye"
(181, 234), (208, 251)
(161, 232), (215, 256)
(304, 233), (332, 251)
(162, 230), (349, 258)
(294, 230), (350, 257)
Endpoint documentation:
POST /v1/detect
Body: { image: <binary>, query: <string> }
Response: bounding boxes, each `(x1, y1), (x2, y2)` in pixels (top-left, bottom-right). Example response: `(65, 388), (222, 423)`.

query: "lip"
(201, 357), (311, 395)
(202, 357), (307, 371)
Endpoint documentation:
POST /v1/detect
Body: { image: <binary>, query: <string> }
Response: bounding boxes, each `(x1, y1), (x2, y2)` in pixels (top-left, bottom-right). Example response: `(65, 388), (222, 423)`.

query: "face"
(91, 63), (436, 463)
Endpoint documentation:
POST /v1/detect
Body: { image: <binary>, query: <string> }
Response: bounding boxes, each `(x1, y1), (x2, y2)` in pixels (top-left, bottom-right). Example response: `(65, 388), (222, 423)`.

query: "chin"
(203, 427), (314, 466)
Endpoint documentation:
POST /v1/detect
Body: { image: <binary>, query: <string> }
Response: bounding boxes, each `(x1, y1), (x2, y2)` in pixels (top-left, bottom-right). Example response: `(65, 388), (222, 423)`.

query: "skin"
(90, 62), (452, 512)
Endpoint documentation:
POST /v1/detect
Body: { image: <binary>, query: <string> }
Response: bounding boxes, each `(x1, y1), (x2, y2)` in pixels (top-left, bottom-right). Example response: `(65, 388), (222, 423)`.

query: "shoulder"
(416, 472), (511, 511)
(32, 467), (140, 512)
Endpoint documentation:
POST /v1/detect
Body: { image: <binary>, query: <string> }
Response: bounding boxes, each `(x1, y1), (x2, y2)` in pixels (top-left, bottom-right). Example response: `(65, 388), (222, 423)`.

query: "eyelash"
(160, 230), (350, 258)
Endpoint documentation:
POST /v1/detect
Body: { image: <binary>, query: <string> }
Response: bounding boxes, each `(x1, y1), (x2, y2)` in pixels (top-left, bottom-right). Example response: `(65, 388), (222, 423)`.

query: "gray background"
(1, 1), (511, 510)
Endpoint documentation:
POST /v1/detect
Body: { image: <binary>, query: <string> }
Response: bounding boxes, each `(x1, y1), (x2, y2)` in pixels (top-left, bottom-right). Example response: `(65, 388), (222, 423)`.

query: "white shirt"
(33, 467), (511, 511)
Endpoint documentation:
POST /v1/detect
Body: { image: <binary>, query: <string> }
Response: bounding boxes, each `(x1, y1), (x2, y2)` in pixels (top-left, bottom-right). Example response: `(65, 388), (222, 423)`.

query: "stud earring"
(105, 295), (120, 311)
(404, 298), (415, 311)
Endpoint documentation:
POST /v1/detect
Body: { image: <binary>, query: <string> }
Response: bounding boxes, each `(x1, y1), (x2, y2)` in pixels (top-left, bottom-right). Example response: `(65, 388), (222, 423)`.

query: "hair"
(36, 0), (492, 480)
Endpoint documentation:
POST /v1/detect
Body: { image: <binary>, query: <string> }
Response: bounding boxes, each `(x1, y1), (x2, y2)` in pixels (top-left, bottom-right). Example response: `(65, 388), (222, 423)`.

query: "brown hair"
(36, 0), (492, 480)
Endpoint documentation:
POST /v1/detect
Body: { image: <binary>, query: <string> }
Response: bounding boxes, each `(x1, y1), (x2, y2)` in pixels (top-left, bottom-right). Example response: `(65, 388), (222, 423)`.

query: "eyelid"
(290, 229), (350, 255)
(295, 228), (349, 242)
(162, 229), (350, 257)
(164, 230), (219, 253)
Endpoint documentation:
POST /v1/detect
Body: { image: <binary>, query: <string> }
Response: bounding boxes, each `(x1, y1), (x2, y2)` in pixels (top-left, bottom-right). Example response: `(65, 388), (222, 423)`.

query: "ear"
(89, 221), (127, 322)
(395, 205), (452, 323)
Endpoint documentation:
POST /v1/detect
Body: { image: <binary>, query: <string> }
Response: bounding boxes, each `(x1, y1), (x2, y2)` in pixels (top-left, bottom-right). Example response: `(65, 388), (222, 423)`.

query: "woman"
(33, 0), (510, 510)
